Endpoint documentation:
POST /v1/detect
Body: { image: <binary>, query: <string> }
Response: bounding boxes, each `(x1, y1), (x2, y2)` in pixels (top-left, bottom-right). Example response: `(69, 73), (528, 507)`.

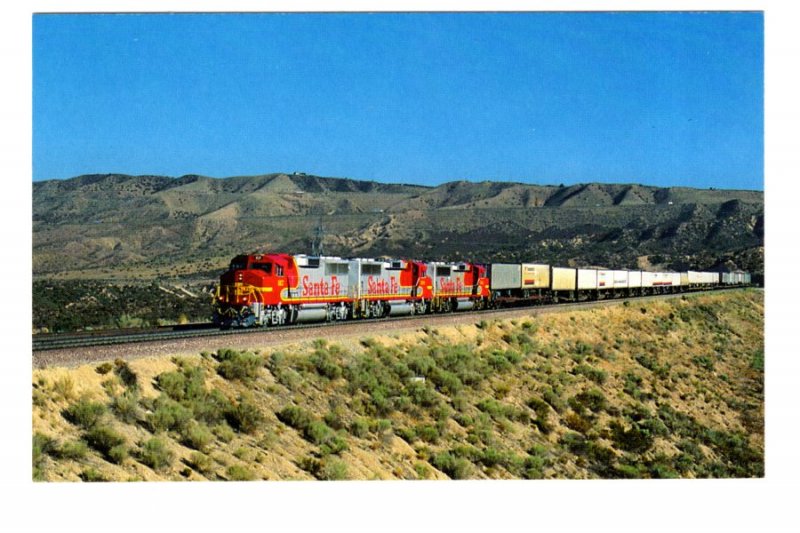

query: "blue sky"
(32, 12), (763, 190)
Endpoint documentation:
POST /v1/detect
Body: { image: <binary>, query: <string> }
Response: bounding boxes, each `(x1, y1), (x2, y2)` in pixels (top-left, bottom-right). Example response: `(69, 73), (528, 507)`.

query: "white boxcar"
(628, 270), (642, 288)
(744, 272), (751, 284)
(597, 270), (612, 290)
(611, 270), (629, 289)
(490, 263), (521, 291)
(551, 267), (577, 291)
(688, 271), (718, 285)
(594, 270), (627, 290)
(670, 272), (682, 287)
(521, 263), (551, 289)
(642, 271), (675, 287)
(577, 269), (598, 290)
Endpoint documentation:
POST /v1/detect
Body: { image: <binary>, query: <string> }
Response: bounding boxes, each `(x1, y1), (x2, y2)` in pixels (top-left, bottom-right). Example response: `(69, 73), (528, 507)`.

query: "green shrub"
(623, 372), (645, 399)
(542, 386), (567, 414)
(415, 424), (440, 444)
(111, 389), (141, 423)
(147, 396), (192, 432)
(138, 437), (174, 471)
(323, 408), (347, 431)
(33, 433), (55, 479)
(414, 462), (432, 479)
(213, 423), (236, 443)
(573, 364), (608, 385)
(86, 425), (128, 464)
(181, 420), (214, 451)
(310, 350), (342, 380)
(349, 418), (370, 438)
(559, 431), (588, 455)
(476, 398), (528, 422)
(407, 353), (437, 376)
(430, 368), (463, 396)
(751, 350), (764, 372)
(188, 452), (214, 475)
(226, 395), (264, 434)
(307, 421), (335, 445)
(405, 380), (439, 408)
(526, 397), (553, 434)
(155, 371), (189, 400)
(215, 349), (263, 382)
(114, 359), (139, 389)
(609, 420), (654, 454)
(188, 389), (232, 426)
(79, 468), (108, 482)
(277, 405), (347, 453)
(227, 464), (256, 481)
(55, 439), (89, 461)
(564, 411), (593, 434)
(95, 362), (113, 375)
(277, 405), (313, 430)
(692, 355), (715, 371)
(430, 451), (472, 480)
(320, 459), (349, 480)
(568, 388), (608, 414)
(64, 398), (107, 429)
(522, 454), (546, 479)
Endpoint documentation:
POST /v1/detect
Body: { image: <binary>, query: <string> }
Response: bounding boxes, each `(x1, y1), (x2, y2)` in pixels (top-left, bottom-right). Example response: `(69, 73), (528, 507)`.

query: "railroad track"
(32, 288), (746, 352)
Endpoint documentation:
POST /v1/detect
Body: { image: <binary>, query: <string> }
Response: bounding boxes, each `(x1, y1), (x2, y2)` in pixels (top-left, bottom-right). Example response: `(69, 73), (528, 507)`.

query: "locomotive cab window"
(230, 261), (246, 271)
(276, 265), (284, 276)
(253, 263), (272, 275)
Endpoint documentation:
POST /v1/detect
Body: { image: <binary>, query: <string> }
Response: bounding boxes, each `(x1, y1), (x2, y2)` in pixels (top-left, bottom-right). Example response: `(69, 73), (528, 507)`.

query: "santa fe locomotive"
(212, 252), (751, 328)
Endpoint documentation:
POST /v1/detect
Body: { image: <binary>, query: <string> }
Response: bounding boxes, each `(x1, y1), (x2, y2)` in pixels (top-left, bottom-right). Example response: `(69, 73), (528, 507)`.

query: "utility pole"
(311, 218), (325, 256)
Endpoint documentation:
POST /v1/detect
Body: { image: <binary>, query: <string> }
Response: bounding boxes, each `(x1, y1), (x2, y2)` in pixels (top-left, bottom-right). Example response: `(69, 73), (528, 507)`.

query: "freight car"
(213, 252), (749, 328)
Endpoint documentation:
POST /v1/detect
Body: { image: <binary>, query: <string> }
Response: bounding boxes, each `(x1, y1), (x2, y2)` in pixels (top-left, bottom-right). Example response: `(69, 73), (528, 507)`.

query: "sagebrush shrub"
(138, 437), (174, 471)
(86, 425), (127, 463)
(64, 398), (107, 429)
(111, 389), (141, 423)
(188, 452), (214, 475)
(147, 396), (192, 432)
(430, 451), (472, 480)
(215, 349), (263, 382)
(181, 420), (213, 451)
(114, 359), (139, 389)
(226, 395), (264, 434)
(227, 464), (256, 481)
(55, 439), (89, 460)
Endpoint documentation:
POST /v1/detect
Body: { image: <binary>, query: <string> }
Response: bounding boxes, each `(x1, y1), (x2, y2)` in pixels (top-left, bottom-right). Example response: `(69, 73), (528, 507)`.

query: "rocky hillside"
(32, 290), (764, 481)
(33, 173), (763, 279)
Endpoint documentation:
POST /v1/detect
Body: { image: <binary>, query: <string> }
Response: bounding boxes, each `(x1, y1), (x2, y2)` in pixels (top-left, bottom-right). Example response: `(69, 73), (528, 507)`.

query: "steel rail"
(32, 287), (748, 352)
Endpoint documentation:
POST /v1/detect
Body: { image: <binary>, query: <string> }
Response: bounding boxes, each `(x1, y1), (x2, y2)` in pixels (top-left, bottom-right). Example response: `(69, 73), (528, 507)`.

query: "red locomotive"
(213, 253), (490, 328)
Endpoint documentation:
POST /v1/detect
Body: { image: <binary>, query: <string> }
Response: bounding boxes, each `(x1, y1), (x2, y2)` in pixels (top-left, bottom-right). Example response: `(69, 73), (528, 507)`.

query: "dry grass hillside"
(32, 290), (763, 481)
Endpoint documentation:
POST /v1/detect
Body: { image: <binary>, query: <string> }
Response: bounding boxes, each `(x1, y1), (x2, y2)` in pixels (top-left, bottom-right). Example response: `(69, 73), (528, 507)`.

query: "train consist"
(212, 252), (751, 328)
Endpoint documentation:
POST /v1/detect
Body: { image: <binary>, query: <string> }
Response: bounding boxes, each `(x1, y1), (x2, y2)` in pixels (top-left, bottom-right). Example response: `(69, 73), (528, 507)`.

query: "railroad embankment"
(32, 290), (763, 481)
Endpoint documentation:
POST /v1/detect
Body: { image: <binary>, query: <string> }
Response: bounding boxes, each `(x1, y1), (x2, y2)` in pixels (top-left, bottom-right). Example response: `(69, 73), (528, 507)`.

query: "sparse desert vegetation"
(31, 290), (763, 481)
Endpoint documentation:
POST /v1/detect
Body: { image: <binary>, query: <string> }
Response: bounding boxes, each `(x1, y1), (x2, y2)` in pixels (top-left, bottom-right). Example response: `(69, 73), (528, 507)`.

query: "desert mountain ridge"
(33, 172), (764, 278)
